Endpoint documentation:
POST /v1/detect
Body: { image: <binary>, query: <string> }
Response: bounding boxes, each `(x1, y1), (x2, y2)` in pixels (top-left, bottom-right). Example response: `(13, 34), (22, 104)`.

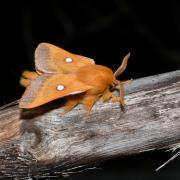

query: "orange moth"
(19, 43), (130, 113)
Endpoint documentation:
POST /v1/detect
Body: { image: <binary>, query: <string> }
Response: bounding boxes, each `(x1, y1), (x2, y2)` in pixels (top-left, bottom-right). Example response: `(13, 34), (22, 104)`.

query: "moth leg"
(111, 82), (126, 111)
(114, 79), (132, 102)
(118, 82), (126, 111)
(63, 95), (82, 113)
(112, 93), (125, 112)
(101, 89), (112, 102)
(119, 83), (125, 106)
(83, 95), (98, 113)
(118, 79), (132, 105)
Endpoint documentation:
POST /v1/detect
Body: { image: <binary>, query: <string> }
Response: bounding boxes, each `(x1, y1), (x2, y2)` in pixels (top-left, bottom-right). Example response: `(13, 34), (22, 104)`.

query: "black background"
(0, 0), (180, 179)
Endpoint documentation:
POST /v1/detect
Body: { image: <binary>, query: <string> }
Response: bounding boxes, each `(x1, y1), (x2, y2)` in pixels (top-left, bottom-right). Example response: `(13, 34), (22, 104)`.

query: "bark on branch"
(0, 70), (180, 179)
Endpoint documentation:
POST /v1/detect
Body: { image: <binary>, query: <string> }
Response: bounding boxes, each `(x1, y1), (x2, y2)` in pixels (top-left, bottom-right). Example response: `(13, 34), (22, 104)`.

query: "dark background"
(0, 0), (180, 179)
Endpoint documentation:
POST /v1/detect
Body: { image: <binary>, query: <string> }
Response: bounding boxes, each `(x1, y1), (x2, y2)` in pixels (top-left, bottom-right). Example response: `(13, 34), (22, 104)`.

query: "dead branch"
(0, 70), (180, 179)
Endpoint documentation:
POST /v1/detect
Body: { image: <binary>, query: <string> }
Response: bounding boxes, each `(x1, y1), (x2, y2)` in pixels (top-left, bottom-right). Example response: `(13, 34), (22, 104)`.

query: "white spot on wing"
(65, 57), (73, 63)
(56, 85), (65, 91)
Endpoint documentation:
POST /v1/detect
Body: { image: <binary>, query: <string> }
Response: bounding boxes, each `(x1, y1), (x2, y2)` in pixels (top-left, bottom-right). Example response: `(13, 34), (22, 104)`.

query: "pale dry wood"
(0, 70), (180, 179)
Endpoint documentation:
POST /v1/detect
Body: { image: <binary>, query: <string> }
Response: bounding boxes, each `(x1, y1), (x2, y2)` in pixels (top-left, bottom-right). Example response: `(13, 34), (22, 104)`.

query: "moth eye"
(56, 85), (65, 91)
(65, 57), (73, 63)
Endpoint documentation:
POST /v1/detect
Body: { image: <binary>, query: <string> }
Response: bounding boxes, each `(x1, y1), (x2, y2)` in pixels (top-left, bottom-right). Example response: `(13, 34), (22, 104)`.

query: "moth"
(19, 43), (130, 113)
